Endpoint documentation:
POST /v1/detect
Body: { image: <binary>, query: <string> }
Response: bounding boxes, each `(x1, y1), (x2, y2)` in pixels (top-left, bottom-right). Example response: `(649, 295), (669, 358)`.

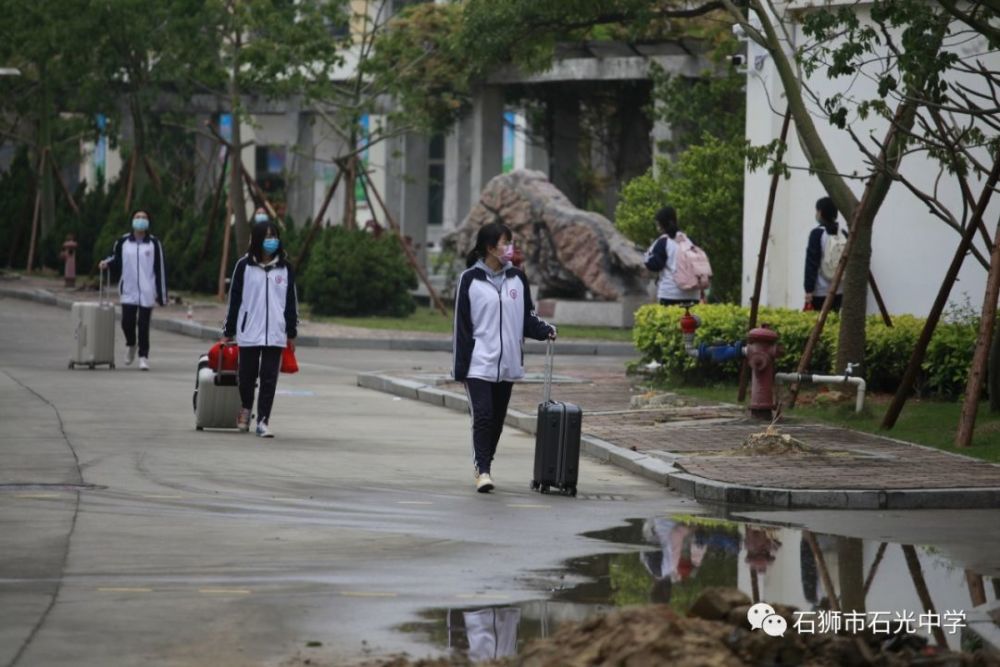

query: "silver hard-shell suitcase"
(69, 268), (116, 370)
(193, 344), (242, 430)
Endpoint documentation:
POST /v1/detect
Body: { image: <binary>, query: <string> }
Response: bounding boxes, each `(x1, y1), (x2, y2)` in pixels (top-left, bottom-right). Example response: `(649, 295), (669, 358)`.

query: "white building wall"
(741, 5), (1000, 316)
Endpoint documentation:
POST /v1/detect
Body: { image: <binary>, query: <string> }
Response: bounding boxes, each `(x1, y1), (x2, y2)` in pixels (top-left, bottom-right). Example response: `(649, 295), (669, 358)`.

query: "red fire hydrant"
(60, 234), (78, 288)
(746, 327), (779, 420)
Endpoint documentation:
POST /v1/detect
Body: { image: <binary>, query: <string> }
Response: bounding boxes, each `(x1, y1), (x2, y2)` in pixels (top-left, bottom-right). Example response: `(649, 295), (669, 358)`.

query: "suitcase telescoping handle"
(543, 339), (555, 404)
(99, 266), (109, 305)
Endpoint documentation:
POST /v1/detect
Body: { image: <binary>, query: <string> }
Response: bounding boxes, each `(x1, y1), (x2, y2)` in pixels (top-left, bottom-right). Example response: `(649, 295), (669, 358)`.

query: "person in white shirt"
(99, 210), (167, 371)
(643, 206), (700, 306)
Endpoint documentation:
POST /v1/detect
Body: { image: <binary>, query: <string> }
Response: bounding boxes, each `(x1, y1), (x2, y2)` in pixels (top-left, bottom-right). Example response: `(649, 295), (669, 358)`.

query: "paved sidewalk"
(0, 274), (633, 355)
(358, 362), (1000, 510)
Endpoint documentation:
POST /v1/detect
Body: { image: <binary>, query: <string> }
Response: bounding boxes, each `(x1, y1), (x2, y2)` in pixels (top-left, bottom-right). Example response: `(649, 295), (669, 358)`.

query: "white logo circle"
(746, 602), (776, 630)
(762, 614), (787, 637)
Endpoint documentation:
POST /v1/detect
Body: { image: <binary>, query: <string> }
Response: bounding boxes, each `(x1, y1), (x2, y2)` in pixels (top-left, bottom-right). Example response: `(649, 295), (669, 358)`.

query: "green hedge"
(633, 304), (978, 397)
(300, 226), (417, 317)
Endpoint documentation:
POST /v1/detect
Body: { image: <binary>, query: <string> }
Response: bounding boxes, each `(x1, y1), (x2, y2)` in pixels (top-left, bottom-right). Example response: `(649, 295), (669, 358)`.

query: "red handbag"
(280, 346), (299, 374)
(208, 342), (239, 372)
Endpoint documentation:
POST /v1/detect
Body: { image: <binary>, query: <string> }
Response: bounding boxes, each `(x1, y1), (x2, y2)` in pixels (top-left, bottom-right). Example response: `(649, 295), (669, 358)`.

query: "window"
(427, 133), (445, 226)
(255, 145), (286, 198)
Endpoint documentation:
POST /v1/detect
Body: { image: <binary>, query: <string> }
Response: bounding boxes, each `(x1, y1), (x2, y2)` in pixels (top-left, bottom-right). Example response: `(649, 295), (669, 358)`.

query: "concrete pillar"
(400, 132), (429, 267)
(550, 91), (581, 204)
(443, 114), (472, 230)
(469, 85), (504, 207)
(194, 114), (219, 207)
(288, 112), (316, 229)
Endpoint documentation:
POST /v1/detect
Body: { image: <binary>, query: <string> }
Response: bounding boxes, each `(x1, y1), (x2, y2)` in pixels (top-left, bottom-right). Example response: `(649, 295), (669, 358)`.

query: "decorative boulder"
(444, 169), (649, 300)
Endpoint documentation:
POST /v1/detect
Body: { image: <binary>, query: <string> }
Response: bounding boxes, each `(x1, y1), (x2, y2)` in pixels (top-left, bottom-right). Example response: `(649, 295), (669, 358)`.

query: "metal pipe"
(683, 335), (744, 363)
(775, 372), (867, 413)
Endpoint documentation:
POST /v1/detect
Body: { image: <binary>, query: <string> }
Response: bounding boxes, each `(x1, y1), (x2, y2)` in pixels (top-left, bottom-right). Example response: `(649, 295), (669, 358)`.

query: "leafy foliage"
(301, 227), (417, 317)
(367, 3), (474, 134)
(615, 134), (745, 303)
(633, 303), (978, 397)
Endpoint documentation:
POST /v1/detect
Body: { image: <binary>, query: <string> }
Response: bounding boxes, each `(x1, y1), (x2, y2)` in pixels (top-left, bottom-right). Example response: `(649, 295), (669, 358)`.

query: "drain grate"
(576, 494), (629, 501)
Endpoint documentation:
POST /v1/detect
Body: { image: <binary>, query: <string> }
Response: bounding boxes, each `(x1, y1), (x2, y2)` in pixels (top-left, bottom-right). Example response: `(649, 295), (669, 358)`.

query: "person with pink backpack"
(644, 206), (712, 306)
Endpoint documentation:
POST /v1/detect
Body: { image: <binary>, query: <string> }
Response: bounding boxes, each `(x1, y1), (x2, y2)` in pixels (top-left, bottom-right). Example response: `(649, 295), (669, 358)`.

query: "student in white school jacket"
(222, 216), (298, 438)
(99, 210), (167, 371)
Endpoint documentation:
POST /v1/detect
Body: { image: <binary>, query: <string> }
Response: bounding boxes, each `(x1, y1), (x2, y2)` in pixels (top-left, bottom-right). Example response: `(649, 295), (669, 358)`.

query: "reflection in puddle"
(402, 516), (1000, 660)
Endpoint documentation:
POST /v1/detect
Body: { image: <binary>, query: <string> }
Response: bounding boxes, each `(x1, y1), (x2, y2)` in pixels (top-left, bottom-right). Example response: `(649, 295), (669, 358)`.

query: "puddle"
(401, 516), (1000, 661)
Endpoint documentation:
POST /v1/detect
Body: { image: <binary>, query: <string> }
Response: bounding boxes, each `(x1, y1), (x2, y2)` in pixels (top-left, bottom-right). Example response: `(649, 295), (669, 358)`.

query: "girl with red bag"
(221, 214), (298, 437)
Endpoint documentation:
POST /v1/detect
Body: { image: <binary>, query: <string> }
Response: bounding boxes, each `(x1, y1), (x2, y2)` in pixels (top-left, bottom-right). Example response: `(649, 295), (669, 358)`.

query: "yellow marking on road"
(340, 591), (398, 598)
(14, 493), (62, 499)
(397, 501), (433, 505)
(98, 587), (153, 593)
(455, 593), (510, 600)
(199, 588), (252, 595)
(506, 503), (550, 509)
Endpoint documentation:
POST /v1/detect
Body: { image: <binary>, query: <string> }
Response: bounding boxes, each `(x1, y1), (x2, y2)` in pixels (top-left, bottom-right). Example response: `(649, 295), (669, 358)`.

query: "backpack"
(672, 233), (713, 291)
(820, 229), (846, 281)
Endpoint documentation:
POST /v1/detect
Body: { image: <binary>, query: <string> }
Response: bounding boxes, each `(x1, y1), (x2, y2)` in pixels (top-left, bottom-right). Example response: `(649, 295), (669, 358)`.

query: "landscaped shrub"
(301, 226), (417, 316)
(633, 303), (976, 397)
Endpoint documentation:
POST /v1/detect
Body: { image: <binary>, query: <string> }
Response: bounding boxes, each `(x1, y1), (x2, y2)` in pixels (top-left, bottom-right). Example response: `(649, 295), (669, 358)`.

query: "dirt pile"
(737, 425), (815, 456)
(358, 588), (998, 667)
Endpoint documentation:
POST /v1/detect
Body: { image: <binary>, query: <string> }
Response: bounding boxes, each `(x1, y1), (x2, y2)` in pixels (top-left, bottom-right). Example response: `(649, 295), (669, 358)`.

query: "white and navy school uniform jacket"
(105, 233), (167, 308)
(453, 261), (553, 383)
(644, 234), (700, 302)
(223, 254), (299, 348)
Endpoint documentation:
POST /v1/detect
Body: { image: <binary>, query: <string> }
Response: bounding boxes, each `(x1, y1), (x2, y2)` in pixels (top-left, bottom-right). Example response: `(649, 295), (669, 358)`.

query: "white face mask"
(132, 217), (149, 232)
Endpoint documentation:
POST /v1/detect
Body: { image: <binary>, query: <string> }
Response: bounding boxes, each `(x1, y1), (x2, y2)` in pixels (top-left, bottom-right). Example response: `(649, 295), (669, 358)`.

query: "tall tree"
(201, 0), (350, 252)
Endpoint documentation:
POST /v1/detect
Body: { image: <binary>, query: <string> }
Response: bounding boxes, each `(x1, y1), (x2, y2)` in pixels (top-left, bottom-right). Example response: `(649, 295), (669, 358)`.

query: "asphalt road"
(0, 297), (692, 666)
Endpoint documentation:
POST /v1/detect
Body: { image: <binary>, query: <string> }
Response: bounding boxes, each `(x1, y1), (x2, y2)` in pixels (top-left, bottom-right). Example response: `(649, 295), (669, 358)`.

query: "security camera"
(731, 54), (747, 68)
(732, 23), (748, 41)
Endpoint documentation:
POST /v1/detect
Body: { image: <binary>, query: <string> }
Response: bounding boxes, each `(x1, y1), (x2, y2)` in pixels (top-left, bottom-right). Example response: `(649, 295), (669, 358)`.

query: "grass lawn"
(311, 307), (636, 342)
(668, 381), (1000, 462)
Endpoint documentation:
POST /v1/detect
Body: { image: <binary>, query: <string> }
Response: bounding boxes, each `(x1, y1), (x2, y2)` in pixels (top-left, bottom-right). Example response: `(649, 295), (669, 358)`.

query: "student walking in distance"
(804, 196), (846, 312)
(453, 222), (557, 493)
(222, 219), (298, 438)
(644, 206), (701, 306)
(99, 210), (167, 371)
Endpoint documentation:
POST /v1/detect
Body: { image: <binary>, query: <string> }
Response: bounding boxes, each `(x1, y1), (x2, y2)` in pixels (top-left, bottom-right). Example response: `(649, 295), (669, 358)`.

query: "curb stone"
(0, 286), (637, 356)
(357, 372), (1000, 510)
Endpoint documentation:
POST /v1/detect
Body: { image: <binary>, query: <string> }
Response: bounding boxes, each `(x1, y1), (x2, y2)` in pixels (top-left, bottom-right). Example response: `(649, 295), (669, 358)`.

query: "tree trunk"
(228, 40), (249, 256)
(989, 320), (1000, 412)
(343, 153), (357, 230)
(835, 101), (919, 373)
(38, 75), (56, 238)
(955, 223), (1000, 448)
(838, 537), (865, 614)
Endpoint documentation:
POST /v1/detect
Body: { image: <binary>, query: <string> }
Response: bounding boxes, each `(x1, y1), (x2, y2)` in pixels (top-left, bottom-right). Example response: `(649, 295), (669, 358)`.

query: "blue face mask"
(254, 213), (269, 224)
(262, 238), (280, 255)
(132, 217), (149, 232)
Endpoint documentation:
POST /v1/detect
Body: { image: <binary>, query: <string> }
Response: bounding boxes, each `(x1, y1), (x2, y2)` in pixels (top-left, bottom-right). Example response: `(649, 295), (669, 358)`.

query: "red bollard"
(746, 327), (779, 420)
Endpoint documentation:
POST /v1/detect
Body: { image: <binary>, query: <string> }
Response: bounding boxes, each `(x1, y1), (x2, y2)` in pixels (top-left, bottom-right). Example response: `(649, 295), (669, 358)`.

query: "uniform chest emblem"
(508, 288), (518, 300)
(274, 275), (284, 285)
(144, 249), (152, 257)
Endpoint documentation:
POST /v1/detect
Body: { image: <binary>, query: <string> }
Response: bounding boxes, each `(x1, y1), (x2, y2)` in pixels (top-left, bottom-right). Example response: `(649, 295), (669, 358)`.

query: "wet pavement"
(400, 512), (1000, 662)
(2, 295), (1000, 666)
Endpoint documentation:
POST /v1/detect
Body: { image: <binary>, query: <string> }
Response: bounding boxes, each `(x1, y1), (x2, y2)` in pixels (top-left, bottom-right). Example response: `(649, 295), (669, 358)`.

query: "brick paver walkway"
(421, 365), (1000, 493)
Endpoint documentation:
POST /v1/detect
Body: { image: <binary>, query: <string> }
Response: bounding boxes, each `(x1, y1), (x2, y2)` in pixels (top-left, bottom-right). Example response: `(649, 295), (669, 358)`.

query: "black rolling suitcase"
(531, 341), (581, 496)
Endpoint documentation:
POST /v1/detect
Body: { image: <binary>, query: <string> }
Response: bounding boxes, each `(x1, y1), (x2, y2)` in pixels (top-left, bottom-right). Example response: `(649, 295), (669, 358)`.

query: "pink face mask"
(496, 245), (515, 262)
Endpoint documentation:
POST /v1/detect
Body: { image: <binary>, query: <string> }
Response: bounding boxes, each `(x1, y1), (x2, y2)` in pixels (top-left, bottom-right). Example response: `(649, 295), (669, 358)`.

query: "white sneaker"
(138, 357), (150, 371)
(256, 421), (273, 438)
(476, 473), (494, 493)
(125, 346), (137, 365)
